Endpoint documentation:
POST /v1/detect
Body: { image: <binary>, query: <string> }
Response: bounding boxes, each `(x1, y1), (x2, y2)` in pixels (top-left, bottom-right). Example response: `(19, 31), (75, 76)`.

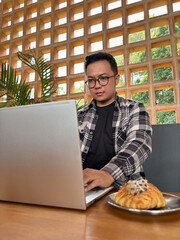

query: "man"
(78, 52), (152, 192)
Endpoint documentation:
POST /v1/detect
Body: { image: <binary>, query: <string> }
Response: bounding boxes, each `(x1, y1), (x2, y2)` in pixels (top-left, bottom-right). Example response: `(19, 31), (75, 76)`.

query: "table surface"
(0, 191), (180, 240)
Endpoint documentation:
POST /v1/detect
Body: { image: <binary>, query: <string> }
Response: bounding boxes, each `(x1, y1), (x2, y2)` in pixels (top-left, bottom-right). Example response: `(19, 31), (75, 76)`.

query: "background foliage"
(0, 51), (56, 108)
(1, 21), (180, 123)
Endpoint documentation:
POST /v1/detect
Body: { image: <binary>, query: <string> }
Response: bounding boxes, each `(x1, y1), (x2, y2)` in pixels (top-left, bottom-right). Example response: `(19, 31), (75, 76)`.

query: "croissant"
(115, 179), (166, 210)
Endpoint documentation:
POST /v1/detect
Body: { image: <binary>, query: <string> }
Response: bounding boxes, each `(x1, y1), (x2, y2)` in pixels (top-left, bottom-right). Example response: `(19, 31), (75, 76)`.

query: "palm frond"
(0, 63), (31, 108)
(17, 50), (56, 103)
(76, 99), (86, 111)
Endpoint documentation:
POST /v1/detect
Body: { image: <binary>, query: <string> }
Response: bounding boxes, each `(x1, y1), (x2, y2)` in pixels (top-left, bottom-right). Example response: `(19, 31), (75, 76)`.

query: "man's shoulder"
(116, 95), (140, 108)
(77, 105), (90, 115)
(77, 104), (94, 120)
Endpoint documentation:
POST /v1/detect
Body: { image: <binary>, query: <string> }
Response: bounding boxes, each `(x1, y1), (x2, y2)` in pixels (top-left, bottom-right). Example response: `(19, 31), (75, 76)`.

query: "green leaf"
(0, 63), (31, 108)
(17, 50), (56, 103)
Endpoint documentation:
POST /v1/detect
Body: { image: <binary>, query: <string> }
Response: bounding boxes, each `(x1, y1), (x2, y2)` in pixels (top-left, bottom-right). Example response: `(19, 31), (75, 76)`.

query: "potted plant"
(0, 50), (56, 108)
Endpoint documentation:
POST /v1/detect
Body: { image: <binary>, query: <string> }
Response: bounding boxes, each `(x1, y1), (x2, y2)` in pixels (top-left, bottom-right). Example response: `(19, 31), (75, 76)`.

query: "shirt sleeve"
(101, 102), (152, 183)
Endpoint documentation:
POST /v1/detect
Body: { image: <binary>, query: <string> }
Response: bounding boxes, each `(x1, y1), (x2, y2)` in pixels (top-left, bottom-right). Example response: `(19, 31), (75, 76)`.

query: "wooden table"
(0, 192), (179, 240)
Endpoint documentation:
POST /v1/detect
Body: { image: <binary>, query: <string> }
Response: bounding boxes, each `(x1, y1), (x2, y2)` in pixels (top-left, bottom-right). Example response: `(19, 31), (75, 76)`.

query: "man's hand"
(83, 168), (114, 192)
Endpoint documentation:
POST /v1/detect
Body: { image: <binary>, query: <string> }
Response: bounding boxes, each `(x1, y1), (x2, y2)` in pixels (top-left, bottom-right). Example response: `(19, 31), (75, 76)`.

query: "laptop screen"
(0, 100), (87, 209)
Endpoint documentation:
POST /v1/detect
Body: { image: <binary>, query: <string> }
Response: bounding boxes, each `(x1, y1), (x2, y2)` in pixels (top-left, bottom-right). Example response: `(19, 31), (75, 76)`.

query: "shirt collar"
(89, 92), (120, 109)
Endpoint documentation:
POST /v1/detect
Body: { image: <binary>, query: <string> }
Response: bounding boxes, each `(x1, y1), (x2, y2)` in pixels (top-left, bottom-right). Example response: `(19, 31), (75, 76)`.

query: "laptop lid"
(0, 100), (87, 210)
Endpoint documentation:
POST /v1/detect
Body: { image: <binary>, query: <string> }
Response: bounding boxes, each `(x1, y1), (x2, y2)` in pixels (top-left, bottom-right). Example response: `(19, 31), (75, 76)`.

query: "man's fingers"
(83, 168), (114, 191)
(84, 181), (98, 192)
(83, 169), (100, 190)
(84, 169), (94, 185)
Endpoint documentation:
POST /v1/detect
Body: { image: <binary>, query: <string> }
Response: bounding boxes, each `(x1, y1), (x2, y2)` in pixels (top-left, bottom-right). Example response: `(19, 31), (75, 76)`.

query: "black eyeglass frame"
(85, 75), (115, 89)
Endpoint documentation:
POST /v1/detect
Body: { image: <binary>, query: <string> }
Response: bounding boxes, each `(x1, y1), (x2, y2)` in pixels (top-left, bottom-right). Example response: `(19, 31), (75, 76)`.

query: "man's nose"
(94, 79), (101, 88)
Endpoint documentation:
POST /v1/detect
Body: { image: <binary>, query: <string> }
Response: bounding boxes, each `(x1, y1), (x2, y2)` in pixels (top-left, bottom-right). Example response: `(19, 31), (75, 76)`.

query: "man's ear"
(115, 74), (120, 86)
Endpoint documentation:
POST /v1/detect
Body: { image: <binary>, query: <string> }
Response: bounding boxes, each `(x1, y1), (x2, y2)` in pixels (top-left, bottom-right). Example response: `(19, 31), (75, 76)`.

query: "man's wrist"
(101, 170), (115, 185)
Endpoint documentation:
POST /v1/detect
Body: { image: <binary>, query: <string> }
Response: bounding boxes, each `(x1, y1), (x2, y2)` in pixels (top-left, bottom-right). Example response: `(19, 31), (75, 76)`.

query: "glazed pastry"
(115, 179), (166, 210)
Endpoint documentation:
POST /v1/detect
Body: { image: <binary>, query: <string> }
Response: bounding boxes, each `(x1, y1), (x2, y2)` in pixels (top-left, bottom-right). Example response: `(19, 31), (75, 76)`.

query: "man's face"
(86, 60), (119, 107)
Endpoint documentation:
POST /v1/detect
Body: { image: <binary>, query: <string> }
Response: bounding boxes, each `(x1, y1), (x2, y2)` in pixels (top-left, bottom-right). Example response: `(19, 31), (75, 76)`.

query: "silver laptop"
(0, 100), (112, 210)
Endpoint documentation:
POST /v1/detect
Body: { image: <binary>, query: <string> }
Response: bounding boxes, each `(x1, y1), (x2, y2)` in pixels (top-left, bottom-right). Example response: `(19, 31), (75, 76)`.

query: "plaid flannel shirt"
(78, 94), (152, 189)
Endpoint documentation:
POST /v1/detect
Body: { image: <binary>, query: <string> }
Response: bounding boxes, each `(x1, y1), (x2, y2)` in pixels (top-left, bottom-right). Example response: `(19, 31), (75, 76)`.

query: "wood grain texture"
(0, 192), (179, 240)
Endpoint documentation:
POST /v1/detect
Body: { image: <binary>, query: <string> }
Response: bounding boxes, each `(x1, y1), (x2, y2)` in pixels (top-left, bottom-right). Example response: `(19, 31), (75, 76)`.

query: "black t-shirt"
(83, 101), (115, 170)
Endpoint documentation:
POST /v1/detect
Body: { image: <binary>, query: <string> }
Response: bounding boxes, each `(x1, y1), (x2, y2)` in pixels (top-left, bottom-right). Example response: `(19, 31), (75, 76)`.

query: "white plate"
(106, 192), (180, 215)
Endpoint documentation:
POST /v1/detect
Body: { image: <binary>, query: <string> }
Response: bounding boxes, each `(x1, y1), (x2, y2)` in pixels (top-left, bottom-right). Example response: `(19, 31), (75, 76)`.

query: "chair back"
(143, 123), (180, 192)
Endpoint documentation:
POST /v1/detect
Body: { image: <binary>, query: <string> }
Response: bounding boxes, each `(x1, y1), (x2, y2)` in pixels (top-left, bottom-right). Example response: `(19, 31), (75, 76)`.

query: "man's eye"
(88, 79), (95, 83)
(100, 76), (107, 81)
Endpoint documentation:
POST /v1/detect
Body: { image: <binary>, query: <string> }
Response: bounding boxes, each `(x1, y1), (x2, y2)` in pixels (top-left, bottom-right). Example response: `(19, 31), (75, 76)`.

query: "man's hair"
(85, 52), (118, 75)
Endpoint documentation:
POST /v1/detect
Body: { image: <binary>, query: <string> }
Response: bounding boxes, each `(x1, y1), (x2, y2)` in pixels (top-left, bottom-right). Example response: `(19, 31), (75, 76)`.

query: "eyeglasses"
(85, 75), (115, 89)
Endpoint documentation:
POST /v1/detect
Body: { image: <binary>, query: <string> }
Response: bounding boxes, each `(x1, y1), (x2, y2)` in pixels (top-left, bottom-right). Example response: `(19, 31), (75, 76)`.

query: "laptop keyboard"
(85, 187), (107, 203)
(85, 187), (102, 196)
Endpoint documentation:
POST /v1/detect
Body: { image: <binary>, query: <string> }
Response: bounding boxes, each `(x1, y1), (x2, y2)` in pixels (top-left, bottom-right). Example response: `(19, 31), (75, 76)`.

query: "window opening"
(74, 80), (84, 93)
(156, 110), (176, 124)
(127, 0), (142, 4)
(131, 70), (148, 85)
(129, 30), (145, 43)
(129, 48), (146, 64)
(173, 2), (180, 12)
(149, 5), (167, 18)
(74, 62), (84, 74)
(151, 42), (171, 60)
(58, 83), (67, 95)
(132, 90), (150, 106)
(107, 0), (121, 10)
(153, 66), (173, 82)
(128, 11), (144, 24)
(155, 88), (175, 104)
(58, 66), (67, 77)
